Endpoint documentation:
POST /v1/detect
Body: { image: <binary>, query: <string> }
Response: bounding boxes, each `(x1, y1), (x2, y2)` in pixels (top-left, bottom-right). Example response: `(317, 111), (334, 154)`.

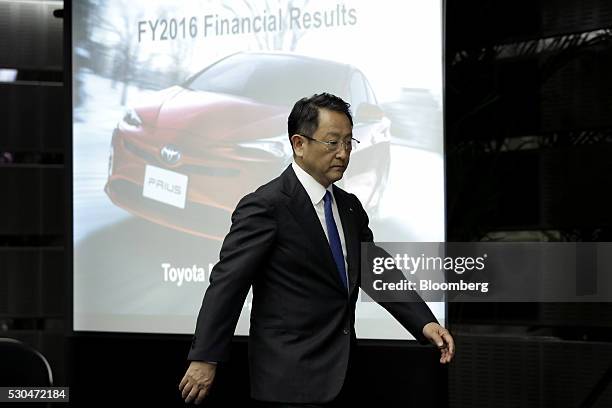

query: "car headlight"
(237, 135), (293, 160)
(122, 107), (142, 127)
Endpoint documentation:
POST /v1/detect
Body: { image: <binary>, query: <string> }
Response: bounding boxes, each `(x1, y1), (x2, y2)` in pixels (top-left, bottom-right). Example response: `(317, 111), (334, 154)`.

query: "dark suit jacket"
(188, 165), (436, 403)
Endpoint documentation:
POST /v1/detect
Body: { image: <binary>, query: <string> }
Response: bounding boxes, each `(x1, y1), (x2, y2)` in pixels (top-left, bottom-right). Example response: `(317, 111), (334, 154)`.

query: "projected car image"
(104, 52), (391, 239)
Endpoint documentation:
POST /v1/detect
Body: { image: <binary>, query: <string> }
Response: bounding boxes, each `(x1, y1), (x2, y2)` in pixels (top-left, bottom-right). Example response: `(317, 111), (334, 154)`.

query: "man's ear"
(291, 134), (304, 157)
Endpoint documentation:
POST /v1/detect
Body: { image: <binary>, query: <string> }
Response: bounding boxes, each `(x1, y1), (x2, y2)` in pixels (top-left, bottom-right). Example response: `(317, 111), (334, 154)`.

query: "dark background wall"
(445, 0), (612, 407)
(0, 0), (66, 389)
(1, 0), (612, 406)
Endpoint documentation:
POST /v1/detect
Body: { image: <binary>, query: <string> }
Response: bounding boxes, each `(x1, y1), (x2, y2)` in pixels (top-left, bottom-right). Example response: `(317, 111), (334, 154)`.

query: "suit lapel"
(333, 186), (360, 292)
(281, 167), (345, 292)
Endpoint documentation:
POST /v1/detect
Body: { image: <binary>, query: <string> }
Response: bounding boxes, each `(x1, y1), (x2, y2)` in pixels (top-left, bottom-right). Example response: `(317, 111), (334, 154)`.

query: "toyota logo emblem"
(160, 145), (181, 165)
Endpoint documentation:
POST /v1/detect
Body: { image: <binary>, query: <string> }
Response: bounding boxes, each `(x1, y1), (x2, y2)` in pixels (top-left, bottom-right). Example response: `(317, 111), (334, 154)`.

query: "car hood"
(136, 86), (288, 142)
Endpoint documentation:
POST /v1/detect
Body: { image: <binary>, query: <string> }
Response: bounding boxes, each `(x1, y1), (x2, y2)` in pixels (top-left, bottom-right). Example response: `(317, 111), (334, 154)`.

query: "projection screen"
(72, 0), (445, 339)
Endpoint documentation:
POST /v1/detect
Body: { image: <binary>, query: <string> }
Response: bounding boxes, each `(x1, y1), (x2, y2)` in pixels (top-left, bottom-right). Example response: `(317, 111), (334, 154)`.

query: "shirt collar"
(292, 161), (333, 205)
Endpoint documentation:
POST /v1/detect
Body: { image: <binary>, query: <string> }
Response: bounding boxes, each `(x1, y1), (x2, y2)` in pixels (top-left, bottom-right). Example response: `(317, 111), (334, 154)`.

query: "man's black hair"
(287, 93), (353, 151)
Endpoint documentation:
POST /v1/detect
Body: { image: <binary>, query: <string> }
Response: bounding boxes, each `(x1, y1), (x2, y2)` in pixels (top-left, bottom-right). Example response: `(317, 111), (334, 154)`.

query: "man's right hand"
(179, 361), (217, 404)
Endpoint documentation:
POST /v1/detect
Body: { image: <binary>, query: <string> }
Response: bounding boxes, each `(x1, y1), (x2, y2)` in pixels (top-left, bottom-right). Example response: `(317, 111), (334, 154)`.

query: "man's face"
(293, 108), (353, 187)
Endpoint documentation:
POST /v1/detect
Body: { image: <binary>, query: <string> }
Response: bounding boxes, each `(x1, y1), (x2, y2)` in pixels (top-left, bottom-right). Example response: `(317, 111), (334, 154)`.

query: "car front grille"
(123, 139), (161, 165)
(106, 179), (231, 239)
(122, 139), (240, 177)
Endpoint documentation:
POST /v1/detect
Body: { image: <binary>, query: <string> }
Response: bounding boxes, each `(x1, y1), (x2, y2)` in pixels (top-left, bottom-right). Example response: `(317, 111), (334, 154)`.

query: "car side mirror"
(355, 103), (384, 122)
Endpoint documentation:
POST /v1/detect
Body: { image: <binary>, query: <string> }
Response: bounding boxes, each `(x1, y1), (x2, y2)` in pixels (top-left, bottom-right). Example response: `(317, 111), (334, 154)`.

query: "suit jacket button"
(343, 328), (349, 335)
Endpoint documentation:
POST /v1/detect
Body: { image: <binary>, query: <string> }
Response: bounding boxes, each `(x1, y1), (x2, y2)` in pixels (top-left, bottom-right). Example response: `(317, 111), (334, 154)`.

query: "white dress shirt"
(291, 162), (349, 286)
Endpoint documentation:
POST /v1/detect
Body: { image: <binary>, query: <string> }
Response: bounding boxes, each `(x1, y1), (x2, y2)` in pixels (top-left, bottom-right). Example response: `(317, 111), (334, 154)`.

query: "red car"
(105, 52), (391, 239)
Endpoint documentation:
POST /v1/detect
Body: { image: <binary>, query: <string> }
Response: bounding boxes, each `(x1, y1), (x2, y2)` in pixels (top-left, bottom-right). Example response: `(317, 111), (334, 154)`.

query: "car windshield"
(187, 54), (348, 107)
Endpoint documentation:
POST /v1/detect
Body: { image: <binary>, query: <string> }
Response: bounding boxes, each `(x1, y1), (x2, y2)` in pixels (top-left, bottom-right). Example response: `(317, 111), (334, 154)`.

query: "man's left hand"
(422, 322), (455, 364)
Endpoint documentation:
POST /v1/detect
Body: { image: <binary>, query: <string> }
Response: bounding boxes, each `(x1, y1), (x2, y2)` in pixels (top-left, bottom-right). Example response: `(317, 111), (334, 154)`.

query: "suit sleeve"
(188, 191), (277, 362)
(353, 194), (437, 344)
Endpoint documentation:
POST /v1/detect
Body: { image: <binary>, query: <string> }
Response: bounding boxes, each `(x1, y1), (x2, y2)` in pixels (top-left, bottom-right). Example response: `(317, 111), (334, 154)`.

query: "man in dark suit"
(180, 93), (454, 406)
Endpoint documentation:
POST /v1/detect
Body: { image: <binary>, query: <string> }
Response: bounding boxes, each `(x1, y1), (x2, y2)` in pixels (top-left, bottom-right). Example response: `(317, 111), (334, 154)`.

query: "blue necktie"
(323, 191), (348, 289)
